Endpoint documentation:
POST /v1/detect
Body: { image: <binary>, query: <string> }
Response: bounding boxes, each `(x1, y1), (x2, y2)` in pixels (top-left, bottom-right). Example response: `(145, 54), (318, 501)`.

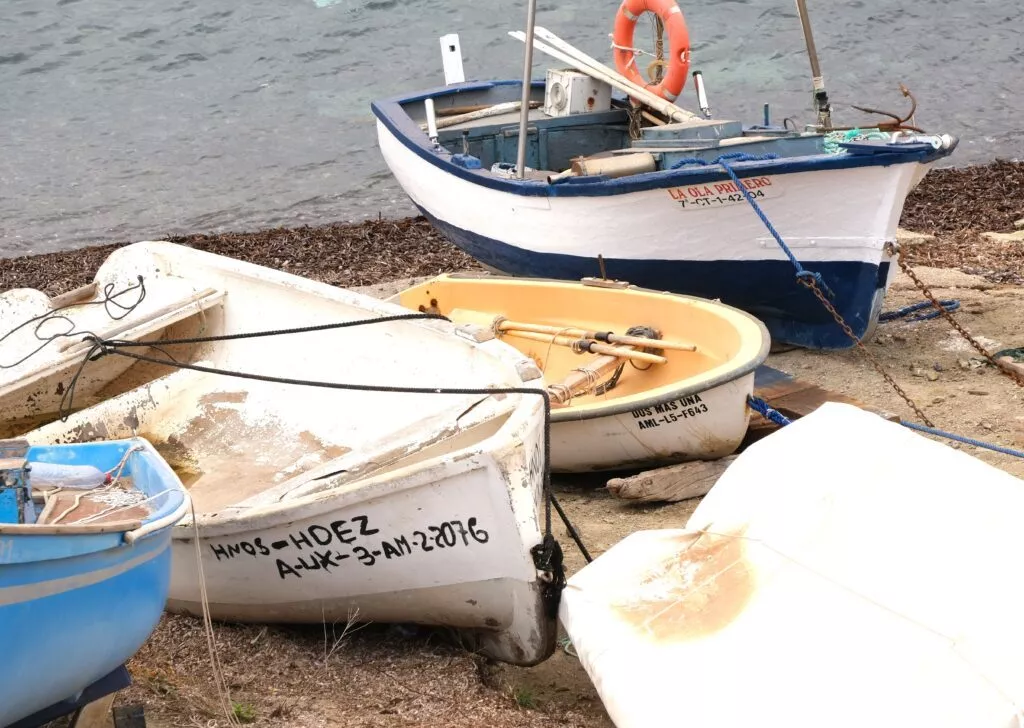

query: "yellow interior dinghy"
(393, 272), (771, 472)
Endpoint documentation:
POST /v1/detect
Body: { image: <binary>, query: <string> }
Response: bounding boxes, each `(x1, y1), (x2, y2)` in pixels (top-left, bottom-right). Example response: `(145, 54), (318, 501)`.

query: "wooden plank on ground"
(743, 365), (899, 448)
(71, 694), (116, 728)
(607, 455), (738, 503)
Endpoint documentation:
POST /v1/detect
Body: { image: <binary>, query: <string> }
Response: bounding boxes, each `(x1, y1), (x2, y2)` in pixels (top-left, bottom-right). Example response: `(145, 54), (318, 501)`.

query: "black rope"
(95, 312), (451, 348)
(58, 300), (605, 606)
(550, 492), (592, 563)
(0, 276), (147, 369)
(65, 339), (571, 607)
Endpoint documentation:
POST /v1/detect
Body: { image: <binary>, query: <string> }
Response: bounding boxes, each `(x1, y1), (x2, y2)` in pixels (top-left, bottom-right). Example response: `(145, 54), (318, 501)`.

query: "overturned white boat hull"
(560, 402), (1024, 726)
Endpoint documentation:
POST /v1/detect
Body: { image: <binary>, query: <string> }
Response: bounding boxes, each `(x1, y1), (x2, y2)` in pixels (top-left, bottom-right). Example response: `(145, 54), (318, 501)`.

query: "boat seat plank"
(57, 287), (225, 356)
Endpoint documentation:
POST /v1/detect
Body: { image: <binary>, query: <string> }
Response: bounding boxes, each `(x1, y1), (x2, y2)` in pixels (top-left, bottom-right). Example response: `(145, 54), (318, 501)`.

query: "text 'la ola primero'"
(667, 176), (774, 202)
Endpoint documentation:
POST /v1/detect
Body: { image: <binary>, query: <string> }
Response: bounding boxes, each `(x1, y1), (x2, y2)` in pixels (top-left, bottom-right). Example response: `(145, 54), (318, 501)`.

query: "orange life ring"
(612, 0), (691, 102)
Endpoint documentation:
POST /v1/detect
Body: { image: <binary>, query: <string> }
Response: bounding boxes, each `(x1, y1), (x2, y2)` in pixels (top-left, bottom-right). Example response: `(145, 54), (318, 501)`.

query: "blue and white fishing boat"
(371, 7), (958, 350)
(0, 437), (190, 727)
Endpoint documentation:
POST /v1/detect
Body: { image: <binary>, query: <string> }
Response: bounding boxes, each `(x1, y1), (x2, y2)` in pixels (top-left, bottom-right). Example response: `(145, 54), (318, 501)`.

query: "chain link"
(797, 277), (936, 427)
(892, 249), (1024, 389)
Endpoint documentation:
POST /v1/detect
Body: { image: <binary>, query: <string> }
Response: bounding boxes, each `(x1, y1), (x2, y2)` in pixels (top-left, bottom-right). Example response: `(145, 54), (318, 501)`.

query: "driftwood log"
(606, 455), (739, 503)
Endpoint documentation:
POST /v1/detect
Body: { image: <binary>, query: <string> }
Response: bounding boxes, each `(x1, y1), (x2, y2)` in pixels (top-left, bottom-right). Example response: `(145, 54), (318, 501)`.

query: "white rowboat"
(560, 402), (1024, 726)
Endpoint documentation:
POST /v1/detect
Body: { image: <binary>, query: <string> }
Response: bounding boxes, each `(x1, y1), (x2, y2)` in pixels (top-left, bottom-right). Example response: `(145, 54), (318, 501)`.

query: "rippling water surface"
(1, 0), (1021, 256)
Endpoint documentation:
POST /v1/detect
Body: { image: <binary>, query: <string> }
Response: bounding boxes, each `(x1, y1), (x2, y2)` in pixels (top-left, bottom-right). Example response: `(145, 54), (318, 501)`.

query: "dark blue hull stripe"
(416, 206), (888, 351)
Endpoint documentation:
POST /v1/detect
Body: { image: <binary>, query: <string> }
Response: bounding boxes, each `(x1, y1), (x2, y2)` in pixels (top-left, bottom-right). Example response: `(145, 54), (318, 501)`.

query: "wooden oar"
(503, 328), (666, 365)
(447, 307), (689, 357)
(496, 320), (696, 352)
(447, 308), (667, 364)
(547, 352), (623, 406)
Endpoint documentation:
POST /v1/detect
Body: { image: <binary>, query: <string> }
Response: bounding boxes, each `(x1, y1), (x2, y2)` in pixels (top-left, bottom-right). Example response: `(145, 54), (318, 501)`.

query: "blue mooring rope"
(899, 421), (1024, 460)
(669, 152), (835, 298)
(879, 299), (961, 323)
(747, 395), (1024, 460)
(697, 156), (1021, 462)
(746, 395), (793, 427)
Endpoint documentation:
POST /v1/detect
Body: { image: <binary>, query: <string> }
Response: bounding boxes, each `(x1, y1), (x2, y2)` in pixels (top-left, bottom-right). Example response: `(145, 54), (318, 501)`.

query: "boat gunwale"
(100, 240), (548, 373)
(369, 80), (957, 199)
(393, 272), (772, 422)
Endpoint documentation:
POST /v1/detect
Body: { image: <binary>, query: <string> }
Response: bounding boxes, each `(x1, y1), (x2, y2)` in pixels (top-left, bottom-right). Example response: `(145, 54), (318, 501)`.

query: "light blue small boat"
(0, 437), (190, 726)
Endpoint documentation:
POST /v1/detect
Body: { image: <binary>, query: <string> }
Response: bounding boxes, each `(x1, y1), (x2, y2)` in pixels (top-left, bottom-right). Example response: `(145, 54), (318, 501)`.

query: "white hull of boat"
(549, 373), (755, 471)
(167, 388), (549, 666)
(377, 117), (921, 272)
(16, 241), (561, 665)
(371, 79), (957, 350)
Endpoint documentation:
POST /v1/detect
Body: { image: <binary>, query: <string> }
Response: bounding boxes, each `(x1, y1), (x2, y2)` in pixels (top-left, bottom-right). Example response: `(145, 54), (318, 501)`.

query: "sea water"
(1, 0), (1021, 257)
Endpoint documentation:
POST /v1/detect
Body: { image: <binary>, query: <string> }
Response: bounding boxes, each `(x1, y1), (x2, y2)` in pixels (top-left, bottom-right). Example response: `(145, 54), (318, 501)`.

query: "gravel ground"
(0, 217), (481, 297)
(901, 159), (1024, 233)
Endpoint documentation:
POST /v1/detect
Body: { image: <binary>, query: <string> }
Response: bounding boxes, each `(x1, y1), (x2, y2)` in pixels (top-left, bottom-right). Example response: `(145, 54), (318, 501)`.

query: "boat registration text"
(631, 394), (709, 430)
(207, 513), (491, 580)
(667, 176), (780, 210)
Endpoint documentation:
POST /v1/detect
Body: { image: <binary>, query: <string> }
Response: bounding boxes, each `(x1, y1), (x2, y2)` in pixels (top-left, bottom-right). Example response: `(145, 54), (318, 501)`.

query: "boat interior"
(393, 273), (766, 412)
(0, 439), (173, 531)
(398, 81), (836, 181)
(8, 243), (546, 517)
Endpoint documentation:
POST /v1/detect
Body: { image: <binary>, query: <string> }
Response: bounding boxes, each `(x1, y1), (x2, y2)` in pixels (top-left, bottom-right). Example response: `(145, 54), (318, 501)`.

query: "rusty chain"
(797, 276), (936, 427)
(891, 246), (1024, 388)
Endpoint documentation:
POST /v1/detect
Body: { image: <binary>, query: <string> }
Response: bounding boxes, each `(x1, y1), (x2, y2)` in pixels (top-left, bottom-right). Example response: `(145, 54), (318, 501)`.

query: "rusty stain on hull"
(611, 529), (754, 643)
(138, 398), (351, 512)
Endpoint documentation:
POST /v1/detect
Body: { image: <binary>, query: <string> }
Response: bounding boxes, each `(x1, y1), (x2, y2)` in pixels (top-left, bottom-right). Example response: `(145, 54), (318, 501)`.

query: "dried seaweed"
(0, 217), (480, 297)
(901, 159), (1024, 233)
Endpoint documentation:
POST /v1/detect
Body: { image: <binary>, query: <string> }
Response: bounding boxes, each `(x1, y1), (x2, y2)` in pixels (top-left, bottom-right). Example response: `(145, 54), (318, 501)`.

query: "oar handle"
(582, 340), (667, 364)
(595, 331), (696, 352)
(499, 328), (666, 364)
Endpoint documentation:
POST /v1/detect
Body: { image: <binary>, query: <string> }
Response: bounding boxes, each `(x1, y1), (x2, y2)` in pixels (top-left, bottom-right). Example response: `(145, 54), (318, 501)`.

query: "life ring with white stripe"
(612, 0), (691, 102)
